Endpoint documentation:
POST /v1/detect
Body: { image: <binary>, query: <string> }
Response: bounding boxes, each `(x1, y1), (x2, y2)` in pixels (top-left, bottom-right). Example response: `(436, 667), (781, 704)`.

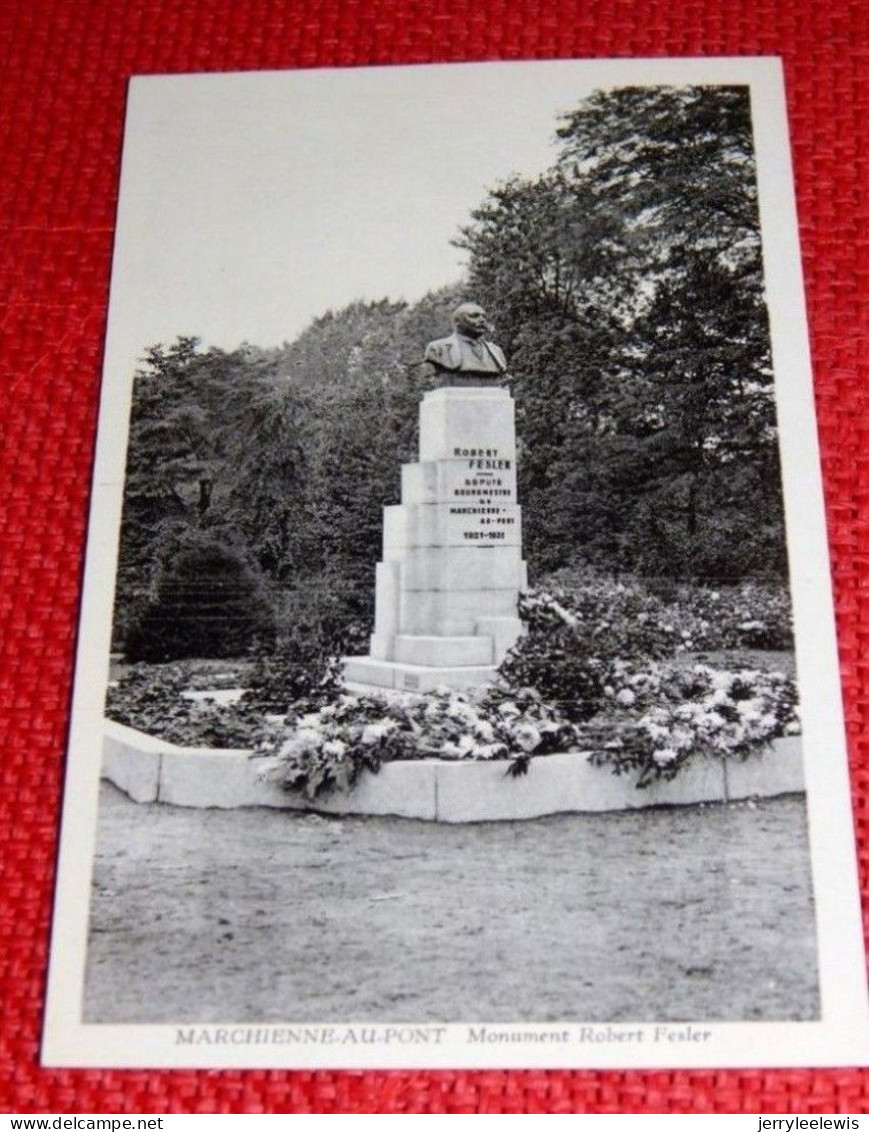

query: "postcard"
(41, 57), (869, 1069)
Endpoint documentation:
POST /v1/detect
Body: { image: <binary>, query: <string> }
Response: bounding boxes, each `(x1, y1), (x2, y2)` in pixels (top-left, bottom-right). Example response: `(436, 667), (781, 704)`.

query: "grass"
(85, 784), (818, 1025)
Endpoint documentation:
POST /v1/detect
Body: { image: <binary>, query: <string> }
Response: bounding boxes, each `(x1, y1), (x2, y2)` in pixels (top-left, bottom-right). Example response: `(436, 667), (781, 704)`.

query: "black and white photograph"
(42, 58), (868, 1069)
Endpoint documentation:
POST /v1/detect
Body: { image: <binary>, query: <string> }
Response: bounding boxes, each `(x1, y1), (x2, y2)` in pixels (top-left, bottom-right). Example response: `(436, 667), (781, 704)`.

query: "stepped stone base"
(342, 655), (498, 693)
(346, 383), (525, 694)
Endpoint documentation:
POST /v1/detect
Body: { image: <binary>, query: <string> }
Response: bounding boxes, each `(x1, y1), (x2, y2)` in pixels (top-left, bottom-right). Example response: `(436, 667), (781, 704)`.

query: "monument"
(343, 303), (527, 692)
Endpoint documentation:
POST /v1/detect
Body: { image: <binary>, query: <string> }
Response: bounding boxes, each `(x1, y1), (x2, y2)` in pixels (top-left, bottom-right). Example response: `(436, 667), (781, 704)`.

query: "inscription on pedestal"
(450, 506), (517, 542)
(402, 459), (517, 506)
(451, 445), (516, 543)
(384, 503), (522, 549)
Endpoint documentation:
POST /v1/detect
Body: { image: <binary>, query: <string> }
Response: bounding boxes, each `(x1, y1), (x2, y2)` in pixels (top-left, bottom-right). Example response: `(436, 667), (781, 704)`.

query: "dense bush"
(521, 577), (677, 658)
(658, 582), (794, 651)
(108, 559), (799, 790)
(257, 662), (799, 797)
(503, 576), (680, 722)
(107, 654), (799, 792)
(501, 571), (794, 731)
(125, 535), (276, 663)
(500, 625), (614, 723)
(539, 568), (794, 653)
(247, 581), (372, 714)
(275, 570), (373, 656)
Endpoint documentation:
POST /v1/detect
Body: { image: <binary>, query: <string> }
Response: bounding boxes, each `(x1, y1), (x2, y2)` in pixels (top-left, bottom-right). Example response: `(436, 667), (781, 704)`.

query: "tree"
(114, 337), (282, 638)
(457, 85), (785, 581)
(220, 380), (308, 580)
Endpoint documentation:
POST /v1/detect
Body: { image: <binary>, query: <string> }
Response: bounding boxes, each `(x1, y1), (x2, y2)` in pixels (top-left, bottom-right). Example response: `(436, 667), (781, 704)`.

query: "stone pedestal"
(343, 386), (527, 693)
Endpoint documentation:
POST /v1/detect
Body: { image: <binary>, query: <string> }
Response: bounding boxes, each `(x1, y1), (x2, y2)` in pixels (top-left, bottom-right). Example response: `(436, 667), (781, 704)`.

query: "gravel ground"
(84, 784), (818, 1024)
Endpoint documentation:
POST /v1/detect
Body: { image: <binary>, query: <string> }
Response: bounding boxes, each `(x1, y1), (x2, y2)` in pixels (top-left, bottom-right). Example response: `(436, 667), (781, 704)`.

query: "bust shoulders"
(423, 333), (464, 369)
(424, 332), (506, 374)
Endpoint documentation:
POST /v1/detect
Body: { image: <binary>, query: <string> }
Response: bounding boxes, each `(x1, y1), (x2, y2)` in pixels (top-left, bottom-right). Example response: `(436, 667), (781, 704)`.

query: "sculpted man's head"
(423, 301), (506, 375)
(452, 303), (491, 340)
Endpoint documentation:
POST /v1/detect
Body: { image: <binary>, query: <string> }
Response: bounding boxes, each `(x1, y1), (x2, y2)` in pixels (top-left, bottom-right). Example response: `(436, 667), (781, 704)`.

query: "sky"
(109, 62), (600, 362)
(102, 57), (775, 383)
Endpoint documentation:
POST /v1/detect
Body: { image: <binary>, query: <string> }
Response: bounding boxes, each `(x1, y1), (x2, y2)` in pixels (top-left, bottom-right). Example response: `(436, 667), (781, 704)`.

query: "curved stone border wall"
(103, 720), (805, 822)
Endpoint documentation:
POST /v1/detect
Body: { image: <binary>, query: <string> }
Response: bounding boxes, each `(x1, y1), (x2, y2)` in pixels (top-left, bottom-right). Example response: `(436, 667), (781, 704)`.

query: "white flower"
(694, 711), (723, 734)
(474, 719), (496, 742)
(322, 739), (347, 757)
(456, 735), (476, 757)
(499, 701), (521, 717)
(360, 719), (397, 745)
(615, 688), (636, 707)
(512, 722), (542, 752)
(671, 727), (694, 751)
(653, 747), (679, 766)
(447, 699), (476, 724)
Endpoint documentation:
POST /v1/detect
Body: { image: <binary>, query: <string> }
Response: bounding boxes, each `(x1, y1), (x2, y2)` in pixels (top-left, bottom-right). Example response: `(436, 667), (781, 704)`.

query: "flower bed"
(255, 663), (799, 799)
(256, 685), (578, 798)
(587, 661), (800, 787)
(105, 575), (801, 802)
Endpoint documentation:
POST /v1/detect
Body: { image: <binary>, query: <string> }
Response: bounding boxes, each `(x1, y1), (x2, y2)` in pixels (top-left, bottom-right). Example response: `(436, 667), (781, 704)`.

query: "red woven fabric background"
(1, 0), (866, 1114)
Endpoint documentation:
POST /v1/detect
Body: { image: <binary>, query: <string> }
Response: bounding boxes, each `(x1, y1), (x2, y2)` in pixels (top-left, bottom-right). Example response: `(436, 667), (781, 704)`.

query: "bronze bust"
(423, 303), (507, 381)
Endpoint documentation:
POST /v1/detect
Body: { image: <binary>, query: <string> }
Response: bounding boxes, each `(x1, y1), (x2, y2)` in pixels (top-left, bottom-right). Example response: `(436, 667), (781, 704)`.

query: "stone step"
(394, 634), (493, 667)
(341, 655), (498, 694)
(384, 545), (525, 591)
(476, 616), (525, 664)
(400, 591), (518, 636)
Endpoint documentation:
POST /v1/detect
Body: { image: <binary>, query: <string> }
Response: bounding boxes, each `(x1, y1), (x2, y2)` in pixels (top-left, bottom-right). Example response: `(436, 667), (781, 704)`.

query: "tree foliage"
(457, 84), (784, 580)
(113, 290), (461, 652)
